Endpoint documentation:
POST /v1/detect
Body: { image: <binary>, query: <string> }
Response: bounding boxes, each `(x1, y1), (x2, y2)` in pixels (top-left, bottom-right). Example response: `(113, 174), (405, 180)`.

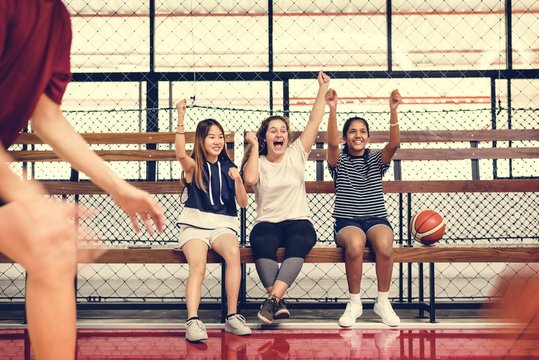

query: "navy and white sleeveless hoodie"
(177, 157), (239, 233)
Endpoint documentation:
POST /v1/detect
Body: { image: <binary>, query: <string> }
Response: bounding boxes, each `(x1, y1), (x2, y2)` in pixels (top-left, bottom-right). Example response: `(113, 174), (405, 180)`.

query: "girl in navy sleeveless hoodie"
(175, 100), (251, 342)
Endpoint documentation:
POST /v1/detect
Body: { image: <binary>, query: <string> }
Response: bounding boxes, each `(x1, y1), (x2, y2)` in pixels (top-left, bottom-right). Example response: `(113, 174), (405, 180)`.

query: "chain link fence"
(1, 1), (538, 308)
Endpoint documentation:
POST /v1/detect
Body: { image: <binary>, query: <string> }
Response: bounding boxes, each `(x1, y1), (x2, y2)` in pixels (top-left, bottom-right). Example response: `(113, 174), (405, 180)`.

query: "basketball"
(410, 209), (446, 245)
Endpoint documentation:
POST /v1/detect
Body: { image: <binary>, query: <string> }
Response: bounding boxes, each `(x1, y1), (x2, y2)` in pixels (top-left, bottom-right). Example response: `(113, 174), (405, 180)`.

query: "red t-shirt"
(0, 0), (72, 149)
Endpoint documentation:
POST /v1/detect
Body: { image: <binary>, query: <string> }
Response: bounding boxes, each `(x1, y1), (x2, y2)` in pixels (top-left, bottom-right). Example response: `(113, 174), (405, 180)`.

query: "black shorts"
(334, 216), (392, 237)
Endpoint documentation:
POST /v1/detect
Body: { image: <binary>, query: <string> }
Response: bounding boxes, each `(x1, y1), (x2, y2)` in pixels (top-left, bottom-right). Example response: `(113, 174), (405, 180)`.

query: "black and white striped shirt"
(328, 149), (390, 219)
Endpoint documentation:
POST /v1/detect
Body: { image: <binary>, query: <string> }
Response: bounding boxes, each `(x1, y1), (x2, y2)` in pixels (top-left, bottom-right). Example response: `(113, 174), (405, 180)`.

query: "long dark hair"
(342, 116), (371, 171)
(342, 117), (370, 155)
(241, 115), (291, 170)
(181, 118), (230, 192)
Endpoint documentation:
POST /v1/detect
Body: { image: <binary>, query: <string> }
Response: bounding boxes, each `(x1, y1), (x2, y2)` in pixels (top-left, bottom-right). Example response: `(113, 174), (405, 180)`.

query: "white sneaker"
(338, 302), (363, 327)
(185, 319), (208, 342)
(224, 314), (252, 336)
(373, 300), (400, 327)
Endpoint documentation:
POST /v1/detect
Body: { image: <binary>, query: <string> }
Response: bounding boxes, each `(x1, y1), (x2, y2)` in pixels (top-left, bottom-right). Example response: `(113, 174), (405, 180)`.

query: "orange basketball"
(410, 209), (445, 245)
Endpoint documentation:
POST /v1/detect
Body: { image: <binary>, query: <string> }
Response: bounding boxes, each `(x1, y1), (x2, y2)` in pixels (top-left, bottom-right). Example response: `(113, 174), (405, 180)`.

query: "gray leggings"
(250, 219), (317, 287)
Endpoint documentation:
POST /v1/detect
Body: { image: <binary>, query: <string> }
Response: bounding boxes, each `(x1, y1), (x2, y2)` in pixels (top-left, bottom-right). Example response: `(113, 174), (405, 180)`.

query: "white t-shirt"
(253, 138), (311, 223)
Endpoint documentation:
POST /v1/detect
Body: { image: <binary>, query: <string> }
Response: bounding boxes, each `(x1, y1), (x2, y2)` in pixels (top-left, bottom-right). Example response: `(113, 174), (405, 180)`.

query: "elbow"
(243, 177), (257, 187)
(242, 171), (258, 186)
(175, 152), (188, 161)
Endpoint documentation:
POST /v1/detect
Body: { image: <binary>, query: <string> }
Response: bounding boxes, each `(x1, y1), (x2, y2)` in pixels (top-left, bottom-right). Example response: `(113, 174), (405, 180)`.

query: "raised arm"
(242, 132), (259, 186)
(174, 99), (196, 180)
(299, 70), (330, 152)
(381, 89), (402, 165)
(325, 89), (340, 168)
(228, 167), (248, 208)
(30, 94), (165, 234)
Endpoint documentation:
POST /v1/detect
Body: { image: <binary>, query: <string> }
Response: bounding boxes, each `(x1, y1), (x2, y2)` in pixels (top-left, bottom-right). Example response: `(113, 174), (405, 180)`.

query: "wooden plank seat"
(2, 245), (539, 264)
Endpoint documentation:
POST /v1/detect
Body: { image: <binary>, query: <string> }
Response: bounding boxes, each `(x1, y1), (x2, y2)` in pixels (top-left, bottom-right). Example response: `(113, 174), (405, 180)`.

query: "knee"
(223, 246), (240, 265)
(287, 237), (316, 258)
(345, 242), (365, 259)
(26, 242), (77, 283)
(375, 246), (394, 261)
(189, 262), (207, 278)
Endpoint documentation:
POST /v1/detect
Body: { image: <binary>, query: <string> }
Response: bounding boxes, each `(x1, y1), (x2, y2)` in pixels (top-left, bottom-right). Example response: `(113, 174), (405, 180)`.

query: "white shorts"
(177, 225), (238, 249)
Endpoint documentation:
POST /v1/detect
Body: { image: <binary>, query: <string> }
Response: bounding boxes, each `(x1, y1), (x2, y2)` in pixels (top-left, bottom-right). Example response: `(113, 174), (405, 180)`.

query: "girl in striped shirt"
(326, 88), (403, 327)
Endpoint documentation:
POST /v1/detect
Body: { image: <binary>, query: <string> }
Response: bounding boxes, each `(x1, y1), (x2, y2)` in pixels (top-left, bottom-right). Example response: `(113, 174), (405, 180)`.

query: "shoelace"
(343, 303), (354, 316)
(271, 298), (280, 311)
(231, 314), (247, 324)
(187, 319), (206, 331)
(379, 302), (397, 317)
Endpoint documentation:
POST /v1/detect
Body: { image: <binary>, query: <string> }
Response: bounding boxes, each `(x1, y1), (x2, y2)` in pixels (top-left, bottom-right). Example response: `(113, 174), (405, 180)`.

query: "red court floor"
(1, 327), (538, 359)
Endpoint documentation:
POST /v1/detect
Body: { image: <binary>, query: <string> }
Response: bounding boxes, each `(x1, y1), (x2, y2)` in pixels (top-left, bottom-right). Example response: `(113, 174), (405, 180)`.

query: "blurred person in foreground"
(485, 266), (539, 357)
(0, 1), (165, 359)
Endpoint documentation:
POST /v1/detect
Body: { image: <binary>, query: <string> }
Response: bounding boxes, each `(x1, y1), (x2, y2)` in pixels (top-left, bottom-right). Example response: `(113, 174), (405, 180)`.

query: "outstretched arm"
(299, 70), (330, 152)
(242, 132), (259, 186)
(325, 89), (340, 168)
(30, 94), (165, 234)
(174, 99), (196, 181)
(228, 167), (248, 208)
(381, 89), (402, 165)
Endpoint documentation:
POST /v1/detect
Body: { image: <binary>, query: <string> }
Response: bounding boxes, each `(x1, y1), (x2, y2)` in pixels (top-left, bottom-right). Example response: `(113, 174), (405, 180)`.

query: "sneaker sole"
(257, 311), (273, 324)
(338, 314), (361, 328)
(186, 335), (208, 342)
(224, 327), (252, 336)
(273, 310), (290, 320)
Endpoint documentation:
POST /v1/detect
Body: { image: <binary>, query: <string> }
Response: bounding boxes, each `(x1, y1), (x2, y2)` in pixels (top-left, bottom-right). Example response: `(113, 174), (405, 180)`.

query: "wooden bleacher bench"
(2, 128), (538, 321)
(3, 128), (538, 262)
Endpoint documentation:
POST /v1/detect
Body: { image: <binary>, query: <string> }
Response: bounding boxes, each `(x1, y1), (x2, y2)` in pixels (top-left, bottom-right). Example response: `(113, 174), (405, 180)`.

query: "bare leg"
(182, 240), (209, 319)
(212, 234), (241, 315)
(269, 280), (289, 300)
(26, 259), (77, 360)
(0, 199), (78, 360)
(367, 225), (395, 292)
(336, 227), (367, 294)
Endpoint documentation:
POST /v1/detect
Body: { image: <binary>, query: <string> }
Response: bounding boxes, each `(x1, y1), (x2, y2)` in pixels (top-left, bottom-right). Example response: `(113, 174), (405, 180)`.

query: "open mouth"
(273, 140), (284, 150)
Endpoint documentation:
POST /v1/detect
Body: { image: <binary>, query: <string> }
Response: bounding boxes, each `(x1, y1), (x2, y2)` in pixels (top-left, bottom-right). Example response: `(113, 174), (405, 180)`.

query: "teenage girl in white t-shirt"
(241, 71), (330, 324)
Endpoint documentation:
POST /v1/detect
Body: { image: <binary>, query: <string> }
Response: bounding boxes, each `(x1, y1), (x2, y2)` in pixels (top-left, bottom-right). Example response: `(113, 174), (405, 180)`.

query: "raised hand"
(245, 131), (258, 147)
(325, 88), (338, 109)
(176, 99), (187, 124)
(228, 167), (241, 182)
(389, 89), (402, 111)
(318, 70), (330, 88)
